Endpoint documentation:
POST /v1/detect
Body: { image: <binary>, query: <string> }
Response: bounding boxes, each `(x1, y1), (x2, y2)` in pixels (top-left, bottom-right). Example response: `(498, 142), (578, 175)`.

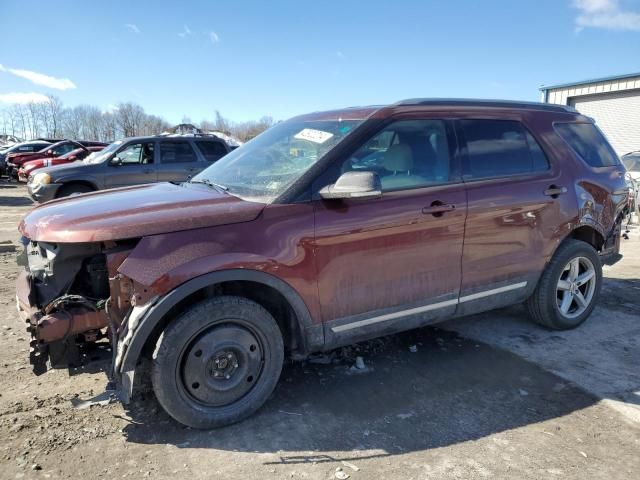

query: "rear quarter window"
(195, 141), (228, 162)
(555, 123), (619, 167)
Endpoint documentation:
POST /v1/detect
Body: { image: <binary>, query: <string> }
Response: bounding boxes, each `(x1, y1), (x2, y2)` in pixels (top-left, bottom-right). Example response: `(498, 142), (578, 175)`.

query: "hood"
(35, 161), (94, 177)
(22, 159), (47, 169)
(19, 182), (266, 243)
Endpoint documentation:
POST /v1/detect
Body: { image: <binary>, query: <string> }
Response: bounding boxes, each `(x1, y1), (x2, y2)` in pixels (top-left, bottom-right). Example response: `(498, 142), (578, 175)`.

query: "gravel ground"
(0, 182), (638, 480)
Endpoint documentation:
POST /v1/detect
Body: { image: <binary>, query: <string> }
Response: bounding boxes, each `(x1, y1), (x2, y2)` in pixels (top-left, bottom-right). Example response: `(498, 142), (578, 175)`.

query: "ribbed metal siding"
(570, 90), (640, 156)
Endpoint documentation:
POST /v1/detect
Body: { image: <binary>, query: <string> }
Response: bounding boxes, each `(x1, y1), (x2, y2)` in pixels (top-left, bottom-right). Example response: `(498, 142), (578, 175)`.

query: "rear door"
(104, 141), (157, 188)
(157, 140), (201, 182)
(455, 116), (576, 315)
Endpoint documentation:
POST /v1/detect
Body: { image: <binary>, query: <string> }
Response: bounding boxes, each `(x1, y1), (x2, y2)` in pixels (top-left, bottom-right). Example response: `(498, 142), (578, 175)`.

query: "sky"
(1, 0), (639, 124)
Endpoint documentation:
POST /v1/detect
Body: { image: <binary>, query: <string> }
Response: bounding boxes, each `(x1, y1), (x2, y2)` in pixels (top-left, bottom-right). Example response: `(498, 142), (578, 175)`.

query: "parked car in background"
(0, 139), (56, 177)
(27, 133), (233, 201)
(18, 145), (105, 182)
(623, 151), (640, 179)
(622, 151), (640, 217)
(6, 139), (107, 179)
(17, 99), (628, 428)
(0, 134), (21, 147)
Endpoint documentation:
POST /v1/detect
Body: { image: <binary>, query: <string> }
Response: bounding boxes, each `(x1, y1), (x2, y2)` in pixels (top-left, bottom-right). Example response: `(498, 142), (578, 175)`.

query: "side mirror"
(110, 156), (122, 166)
(46, 150), (53, 156)
(319, 171), (382, 200)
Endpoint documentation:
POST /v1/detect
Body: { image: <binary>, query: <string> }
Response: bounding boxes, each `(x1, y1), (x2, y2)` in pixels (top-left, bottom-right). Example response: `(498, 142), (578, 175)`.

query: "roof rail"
(394, 98), (577, 113)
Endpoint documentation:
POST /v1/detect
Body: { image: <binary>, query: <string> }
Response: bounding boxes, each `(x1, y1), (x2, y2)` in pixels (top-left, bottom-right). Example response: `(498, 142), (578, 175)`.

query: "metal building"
(540, 72), (640, 156)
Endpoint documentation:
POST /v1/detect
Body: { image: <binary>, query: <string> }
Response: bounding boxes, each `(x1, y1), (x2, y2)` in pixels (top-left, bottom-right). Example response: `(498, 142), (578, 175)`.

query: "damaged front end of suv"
(15, 181), (268, 404)
(16, 237), (137, 376)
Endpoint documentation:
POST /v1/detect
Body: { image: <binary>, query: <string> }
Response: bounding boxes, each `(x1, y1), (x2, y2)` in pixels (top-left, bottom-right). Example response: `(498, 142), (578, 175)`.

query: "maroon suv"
(16, 99), (627, 428)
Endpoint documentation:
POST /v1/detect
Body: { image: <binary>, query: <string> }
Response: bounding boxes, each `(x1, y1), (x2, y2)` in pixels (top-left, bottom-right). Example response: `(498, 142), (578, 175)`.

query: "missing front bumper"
(16, 270), (110, 374)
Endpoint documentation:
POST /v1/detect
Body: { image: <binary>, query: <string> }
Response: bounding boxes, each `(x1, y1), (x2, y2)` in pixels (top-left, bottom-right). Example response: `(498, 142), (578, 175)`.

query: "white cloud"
(125, 23), (141, 34)
(0, 64), (76, 90)
(0, 92), (50, 104)
(178, 24), (192, 38)
(573, 0), (640, 31)
(209, 31), (219, 44)
(574, 0), (616, 12)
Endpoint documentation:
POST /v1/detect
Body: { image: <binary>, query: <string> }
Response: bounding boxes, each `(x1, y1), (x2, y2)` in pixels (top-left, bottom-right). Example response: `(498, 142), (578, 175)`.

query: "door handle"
(422, 202), (456, 216)
(142, 169), (154, 174)
(544, 185), (567, 197)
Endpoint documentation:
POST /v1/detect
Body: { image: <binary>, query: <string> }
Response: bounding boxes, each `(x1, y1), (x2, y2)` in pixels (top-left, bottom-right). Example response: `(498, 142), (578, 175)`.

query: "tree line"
(0, 95), (275, 143)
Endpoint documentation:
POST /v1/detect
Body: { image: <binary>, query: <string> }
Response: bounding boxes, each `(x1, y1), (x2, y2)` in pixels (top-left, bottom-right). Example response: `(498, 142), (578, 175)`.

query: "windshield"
(84, 140), (123, 164)
(191, 118), (364, 201)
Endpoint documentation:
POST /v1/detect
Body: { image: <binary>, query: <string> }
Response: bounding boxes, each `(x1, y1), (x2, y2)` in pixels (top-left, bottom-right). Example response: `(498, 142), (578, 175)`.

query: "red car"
(6, 139), (107, 178)
(18, 146), (105, 182)
(17, 99), (628, 428)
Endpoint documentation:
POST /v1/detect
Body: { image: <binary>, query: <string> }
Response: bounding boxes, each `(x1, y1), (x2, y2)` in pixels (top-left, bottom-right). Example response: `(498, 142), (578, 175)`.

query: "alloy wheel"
(556, 256), (597, 319)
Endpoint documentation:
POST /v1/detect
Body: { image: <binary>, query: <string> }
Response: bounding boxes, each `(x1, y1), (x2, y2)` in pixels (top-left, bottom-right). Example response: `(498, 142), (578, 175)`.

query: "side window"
(343, 119), (452, 191)
(52, 144), (74, 156)
(554, 123), (619, 167)
(459, 120), (549, 180)
(622, 156), (640, 172)
(195, 141), (227, 162)
(160, 142), (198, 163)
(116, 142), (155, 165)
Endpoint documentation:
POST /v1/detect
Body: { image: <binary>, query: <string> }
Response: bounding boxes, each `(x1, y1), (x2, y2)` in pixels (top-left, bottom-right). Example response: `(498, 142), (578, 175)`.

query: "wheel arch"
(564, 224), (606, 252)
(118, 269), (321, 386)
(55, 179), (98, 196)
(534, 224), (605, 296)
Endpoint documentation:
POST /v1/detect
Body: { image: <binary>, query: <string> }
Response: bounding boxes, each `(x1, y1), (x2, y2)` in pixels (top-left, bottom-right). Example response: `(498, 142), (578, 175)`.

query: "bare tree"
(214, 110), (229, 133)
(140, 114), (170, 136)
(101, 112), (117, 142)
(12, 105), (28, 139)
(0, 109), (11, 135)
(83, 106), (104, 141)
(198, 110), (275, 141)
(1, 99), (273, 143)
(42, 95), (64, 138)
(115, 102), (145, 137)
(62, 106), (83, 139)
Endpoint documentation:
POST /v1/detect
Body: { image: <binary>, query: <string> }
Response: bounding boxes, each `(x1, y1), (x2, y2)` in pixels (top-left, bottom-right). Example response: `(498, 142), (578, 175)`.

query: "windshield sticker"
(294, 128), (334, 144)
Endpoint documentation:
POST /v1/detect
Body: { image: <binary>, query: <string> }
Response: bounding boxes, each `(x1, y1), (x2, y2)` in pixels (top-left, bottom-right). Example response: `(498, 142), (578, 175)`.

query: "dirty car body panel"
(15, 99), (628, 418)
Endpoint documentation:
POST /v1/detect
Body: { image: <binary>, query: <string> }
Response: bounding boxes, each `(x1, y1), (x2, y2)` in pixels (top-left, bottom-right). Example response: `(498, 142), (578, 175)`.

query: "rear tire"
(151, 296), (284, 429)
(56, 183), (94, 198)
(526, 239), (602, 330)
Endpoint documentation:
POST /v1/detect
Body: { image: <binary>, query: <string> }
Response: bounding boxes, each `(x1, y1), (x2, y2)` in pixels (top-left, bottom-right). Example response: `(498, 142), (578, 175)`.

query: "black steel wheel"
(151, 296), (284, 428)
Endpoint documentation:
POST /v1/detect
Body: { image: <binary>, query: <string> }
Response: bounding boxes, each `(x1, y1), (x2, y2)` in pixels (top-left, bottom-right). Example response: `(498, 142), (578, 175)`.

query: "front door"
(105, 141), (157, 187)
(312, 118), (467, 346)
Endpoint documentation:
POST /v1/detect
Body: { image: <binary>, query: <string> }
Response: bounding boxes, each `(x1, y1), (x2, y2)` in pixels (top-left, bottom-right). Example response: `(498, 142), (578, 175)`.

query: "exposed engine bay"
(16, 237), (137, 375)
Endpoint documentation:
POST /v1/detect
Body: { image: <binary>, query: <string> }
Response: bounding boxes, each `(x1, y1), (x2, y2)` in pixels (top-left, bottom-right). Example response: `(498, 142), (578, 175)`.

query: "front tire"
(526, 239), (602, 330)
(151, 296), (284, 428)
(56, 183), (94, 198)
